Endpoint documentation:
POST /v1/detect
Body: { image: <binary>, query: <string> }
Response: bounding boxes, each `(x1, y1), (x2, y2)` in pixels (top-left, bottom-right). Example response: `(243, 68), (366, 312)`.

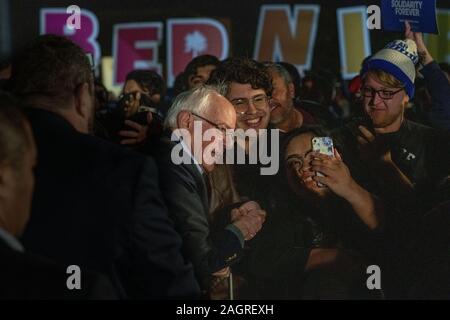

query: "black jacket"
(334, 119), (450, 210)
(21, 108), (200, 299)
(151, 136), (242, 289)
(0, 236), (117, 300)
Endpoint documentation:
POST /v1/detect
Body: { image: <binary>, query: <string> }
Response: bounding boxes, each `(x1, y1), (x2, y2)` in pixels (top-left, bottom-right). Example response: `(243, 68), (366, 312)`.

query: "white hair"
(164, 84), (226, 130)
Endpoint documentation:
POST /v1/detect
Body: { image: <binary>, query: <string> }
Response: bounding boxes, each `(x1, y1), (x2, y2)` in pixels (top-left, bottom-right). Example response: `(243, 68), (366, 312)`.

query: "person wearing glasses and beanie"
(332, 28), (450, 299)
(335, 33), (450, 210)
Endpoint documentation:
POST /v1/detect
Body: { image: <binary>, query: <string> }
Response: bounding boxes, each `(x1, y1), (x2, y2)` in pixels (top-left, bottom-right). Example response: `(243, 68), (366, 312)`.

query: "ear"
(177, 111), (193, 130)
(287, 82), (295, 99)
(0, 162), (15, 200)
(74, 83), (91, 119)
(402, 94), (410, 106)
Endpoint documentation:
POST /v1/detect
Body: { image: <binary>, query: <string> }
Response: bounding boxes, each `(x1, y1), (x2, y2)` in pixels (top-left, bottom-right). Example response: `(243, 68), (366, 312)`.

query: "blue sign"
(382, 0), (438, 34)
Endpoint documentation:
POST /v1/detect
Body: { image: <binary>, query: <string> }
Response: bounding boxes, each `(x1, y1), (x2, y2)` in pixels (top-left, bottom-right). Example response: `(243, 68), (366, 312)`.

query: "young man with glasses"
(332, 34), (449, 203)
(333, 37), (450, 298)
(207, 57), (282, 204)
(209, 57), (272, 134)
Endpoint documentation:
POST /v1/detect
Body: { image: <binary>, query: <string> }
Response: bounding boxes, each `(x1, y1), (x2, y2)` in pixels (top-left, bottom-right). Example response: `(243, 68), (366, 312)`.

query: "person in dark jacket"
(152, 85), (266, 293)
(333, 35), (450, 213)
(0, 93), (117, 299)
(404, 21), (450, 131)
(8, 35), (200, 299)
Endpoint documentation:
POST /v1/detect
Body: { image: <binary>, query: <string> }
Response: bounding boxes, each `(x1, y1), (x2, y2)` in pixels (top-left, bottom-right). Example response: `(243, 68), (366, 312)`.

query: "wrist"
(341, 179), (362, 203)
(418, 49), (433, 66)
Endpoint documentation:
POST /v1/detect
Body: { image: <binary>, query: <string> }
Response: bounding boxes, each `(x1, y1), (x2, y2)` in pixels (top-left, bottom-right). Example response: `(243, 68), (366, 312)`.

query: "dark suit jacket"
(21, 108), (199, 299)
(151, 136), (242, 289)
(0, 237), (117, 300)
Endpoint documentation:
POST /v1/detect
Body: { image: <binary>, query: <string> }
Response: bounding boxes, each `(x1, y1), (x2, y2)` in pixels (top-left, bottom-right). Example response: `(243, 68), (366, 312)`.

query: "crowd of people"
(0, 21), (449, 299)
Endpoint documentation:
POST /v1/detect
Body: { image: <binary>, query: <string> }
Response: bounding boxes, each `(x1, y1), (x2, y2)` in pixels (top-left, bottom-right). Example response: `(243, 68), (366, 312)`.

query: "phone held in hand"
(312, 137), (334, 188)
(345, 114), (375, 137)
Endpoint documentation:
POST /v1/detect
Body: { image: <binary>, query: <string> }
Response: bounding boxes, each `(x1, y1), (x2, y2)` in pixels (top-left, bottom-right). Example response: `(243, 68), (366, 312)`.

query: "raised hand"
(310, 149), (358, 200)
(119, 119), (148, 145)
(357, 125), (392, 163)
(404, 20), (433, 65)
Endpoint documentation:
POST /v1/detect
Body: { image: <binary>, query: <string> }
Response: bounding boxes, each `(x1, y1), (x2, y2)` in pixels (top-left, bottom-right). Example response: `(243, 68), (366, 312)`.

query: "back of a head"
(208, 57), (273, 97)
(9, 35), (92, 108)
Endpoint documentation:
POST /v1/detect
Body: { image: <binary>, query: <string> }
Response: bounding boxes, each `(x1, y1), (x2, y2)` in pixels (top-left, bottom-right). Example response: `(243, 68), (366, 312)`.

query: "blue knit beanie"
(361, 39), (418, 99)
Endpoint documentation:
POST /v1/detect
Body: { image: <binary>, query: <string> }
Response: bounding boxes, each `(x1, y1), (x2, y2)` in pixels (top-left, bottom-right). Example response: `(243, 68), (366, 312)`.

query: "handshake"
(230, 201), (266, 241)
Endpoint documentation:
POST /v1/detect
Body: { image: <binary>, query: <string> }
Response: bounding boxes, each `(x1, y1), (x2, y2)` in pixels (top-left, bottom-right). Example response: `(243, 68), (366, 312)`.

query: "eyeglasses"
(230, 94), (269, 114)
(361, 86), (403, 100)
(191, 113), (233, 137)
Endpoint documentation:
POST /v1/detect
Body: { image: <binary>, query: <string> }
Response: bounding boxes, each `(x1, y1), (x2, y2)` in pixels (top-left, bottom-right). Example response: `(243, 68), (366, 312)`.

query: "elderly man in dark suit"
(152, 85), (266, 293)
(8, 35), (199, 299)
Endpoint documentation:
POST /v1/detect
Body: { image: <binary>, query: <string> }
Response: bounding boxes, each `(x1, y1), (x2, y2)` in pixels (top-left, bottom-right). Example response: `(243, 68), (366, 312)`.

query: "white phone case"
(312, 137), (334, 187)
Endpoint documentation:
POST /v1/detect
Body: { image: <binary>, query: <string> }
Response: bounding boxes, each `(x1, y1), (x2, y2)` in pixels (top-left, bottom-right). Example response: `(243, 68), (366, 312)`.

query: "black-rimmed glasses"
(361, 86), (403, 100)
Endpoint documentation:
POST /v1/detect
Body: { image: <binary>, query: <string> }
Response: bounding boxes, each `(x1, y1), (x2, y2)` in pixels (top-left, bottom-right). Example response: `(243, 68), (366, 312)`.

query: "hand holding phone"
(312, 137), (334, 187)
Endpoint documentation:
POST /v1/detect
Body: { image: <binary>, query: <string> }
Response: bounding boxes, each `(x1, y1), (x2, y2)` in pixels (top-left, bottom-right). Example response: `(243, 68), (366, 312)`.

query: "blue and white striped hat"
(361, 39), (418, 99)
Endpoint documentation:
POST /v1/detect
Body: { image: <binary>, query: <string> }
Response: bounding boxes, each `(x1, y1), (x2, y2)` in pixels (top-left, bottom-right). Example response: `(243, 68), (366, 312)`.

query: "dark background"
(4, 0), (450, 79)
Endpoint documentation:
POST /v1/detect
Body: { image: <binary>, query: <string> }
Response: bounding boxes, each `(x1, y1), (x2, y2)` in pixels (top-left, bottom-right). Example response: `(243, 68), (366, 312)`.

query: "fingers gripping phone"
(312, 137), (334, 187)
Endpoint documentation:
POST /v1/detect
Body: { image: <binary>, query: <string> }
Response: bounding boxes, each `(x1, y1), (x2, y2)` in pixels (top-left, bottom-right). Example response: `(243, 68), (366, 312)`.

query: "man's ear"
(177, 111), (192, 130)
(287, 82), (295, 99)
(74, 82), (91, 119)
(402, 94), (410, 108)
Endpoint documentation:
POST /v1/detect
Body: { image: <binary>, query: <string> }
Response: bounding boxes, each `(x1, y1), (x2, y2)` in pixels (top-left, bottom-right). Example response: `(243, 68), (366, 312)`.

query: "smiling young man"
(207, 57), (280, 203)
(209, 57), (272, 134)
(336, 38), (450, 216)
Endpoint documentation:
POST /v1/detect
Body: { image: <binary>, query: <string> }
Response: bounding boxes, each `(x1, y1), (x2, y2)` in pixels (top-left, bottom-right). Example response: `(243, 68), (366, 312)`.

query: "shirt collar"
(0, 227), (24, 252)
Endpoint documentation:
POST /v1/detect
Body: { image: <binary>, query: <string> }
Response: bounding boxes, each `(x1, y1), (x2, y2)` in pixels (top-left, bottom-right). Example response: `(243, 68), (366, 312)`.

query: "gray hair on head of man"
(164, 84), (226, 130)
(263, 62), (293, 85)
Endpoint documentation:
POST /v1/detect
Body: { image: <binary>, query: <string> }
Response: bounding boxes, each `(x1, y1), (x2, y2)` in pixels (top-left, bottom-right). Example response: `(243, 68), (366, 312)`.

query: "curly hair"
(207, 57), (273, 97)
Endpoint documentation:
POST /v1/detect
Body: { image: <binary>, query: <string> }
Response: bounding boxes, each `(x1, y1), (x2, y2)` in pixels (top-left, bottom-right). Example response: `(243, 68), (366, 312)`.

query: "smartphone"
(346, 114), (375, 138)
(312, 137), (334, 187)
